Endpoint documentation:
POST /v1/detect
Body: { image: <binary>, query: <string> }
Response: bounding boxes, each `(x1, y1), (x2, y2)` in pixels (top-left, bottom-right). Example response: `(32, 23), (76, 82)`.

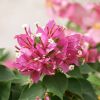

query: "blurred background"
(0, 0), (100, 50)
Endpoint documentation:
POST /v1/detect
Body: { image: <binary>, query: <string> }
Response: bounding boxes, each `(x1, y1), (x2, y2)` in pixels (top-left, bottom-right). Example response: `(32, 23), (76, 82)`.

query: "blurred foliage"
(0, 48), (9, 62)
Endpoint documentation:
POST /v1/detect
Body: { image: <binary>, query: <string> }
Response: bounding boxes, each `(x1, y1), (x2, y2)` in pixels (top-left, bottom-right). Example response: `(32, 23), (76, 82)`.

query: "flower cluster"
(46, 0), (100, 30)
(14, 20), (99, 83)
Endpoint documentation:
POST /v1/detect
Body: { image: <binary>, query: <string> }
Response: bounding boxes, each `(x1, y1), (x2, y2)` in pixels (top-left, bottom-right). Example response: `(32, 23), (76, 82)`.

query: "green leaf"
(89, 62), (100, 72)
(19, 81), (45, 100)
(0, 65), (16, 82)
(0, 48), (5, 54)
(67, 78), (97, 100)
(83, 93), (96, 100)
(12, 72), (30, 86)
(9, 84), (25, 100)
(43, 72), (68, 99)
(88, 74), (100, 86)
(95, 89), (100, 96)
(0, 82), (11, 100)
(79, 79), (97, 100)
(51, 95), (61, 100)
(68, 78), (83, 99)
(67, 67), (83, 78)
(0, 48), (9, 62)
(80, 64), (94, 74)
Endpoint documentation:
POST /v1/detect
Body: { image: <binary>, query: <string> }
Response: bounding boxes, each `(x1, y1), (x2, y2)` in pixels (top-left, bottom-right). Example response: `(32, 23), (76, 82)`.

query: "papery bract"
(86, 28), (100, 43)
(85, 49), (98, 63)
(46, 0), (69, 18)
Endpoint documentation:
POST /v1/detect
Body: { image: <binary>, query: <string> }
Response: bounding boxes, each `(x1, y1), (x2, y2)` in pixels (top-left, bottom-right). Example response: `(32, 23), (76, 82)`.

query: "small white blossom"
(34, 57), (40, 61)
(69, 65), (75, 71)
(35, 33), (42, 37)
(48, 38), (55, 44)
(78, 50), (82, 56)
(82, 42), (89, 50)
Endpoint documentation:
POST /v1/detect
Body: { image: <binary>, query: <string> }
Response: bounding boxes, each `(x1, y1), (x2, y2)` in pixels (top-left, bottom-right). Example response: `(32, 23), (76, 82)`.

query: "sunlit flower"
(14, 20), (98, 83)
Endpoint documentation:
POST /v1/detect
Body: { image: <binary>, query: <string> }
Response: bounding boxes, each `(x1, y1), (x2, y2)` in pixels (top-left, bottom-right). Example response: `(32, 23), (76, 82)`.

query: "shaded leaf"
(19, 81), (45, 100)
(0, 48), (9, 62)
(68, 67), (83, 78)
(43, 73), (68, 99)
(88, 74), (100, 86)
(68, 78), (83, 99)
(0, 82), (11, 100)
(79, 79), (97, 100)
(0, 65), (16, 82)
(12, 72), (30, 86)
(9, 84), (25, 100)
(80, 64), (94, 74)
(51, 95), (61, 100)
(89, 62), (100, 72)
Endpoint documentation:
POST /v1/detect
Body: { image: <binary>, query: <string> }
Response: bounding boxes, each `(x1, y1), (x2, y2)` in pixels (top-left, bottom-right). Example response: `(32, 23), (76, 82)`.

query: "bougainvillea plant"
(0, 1), (99, 100)
(0, 19), (99, 100)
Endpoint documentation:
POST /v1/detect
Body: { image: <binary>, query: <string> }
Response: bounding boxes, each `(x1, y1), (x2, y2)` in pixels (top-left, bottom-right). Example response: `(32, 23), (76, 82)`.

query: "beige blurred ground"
(0, 0), (100, 50)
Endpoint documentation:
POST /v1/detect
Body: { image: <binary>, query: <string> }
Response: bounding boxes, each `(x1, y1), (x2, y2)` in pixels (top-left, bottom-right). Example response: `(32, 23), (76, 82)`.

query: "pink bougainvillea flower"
(46, 1), (100, 31)
(85, 49), (98, 63)
(82, 3), (100, 30)
(44, 95), (50, 100)
(35, 96), (42, 100)
(64, 29), (99, 63)
(45, 0), (69, 18)
(86, 28), (100, 44)
(65, 3), (88, 27)
(80, 35), (99, 63)
(15, 20), (98, 83)
(14, 20), (68, 83)
(46, 0), (88, 27)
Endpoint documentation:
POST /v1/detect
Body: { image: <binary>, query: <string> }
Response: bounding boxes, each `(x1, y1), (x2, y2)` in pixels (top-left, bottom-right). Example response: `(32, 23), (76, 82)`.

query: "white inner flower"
(69, 65), (75, 71)
(78, 50), (82, 56)
(35, 33), (42, 37)
(48, 38), (55, 44)
(34, 57), (40, 61)
(82, 42), (89, 50)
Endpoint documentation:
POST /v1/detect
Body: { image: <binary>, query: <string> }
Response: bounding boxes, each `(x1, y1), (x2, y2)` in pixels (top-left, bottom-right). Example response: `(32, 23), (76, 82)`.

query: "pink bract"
(85, 49), (98, 63)
(86, 28), (100, 43)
